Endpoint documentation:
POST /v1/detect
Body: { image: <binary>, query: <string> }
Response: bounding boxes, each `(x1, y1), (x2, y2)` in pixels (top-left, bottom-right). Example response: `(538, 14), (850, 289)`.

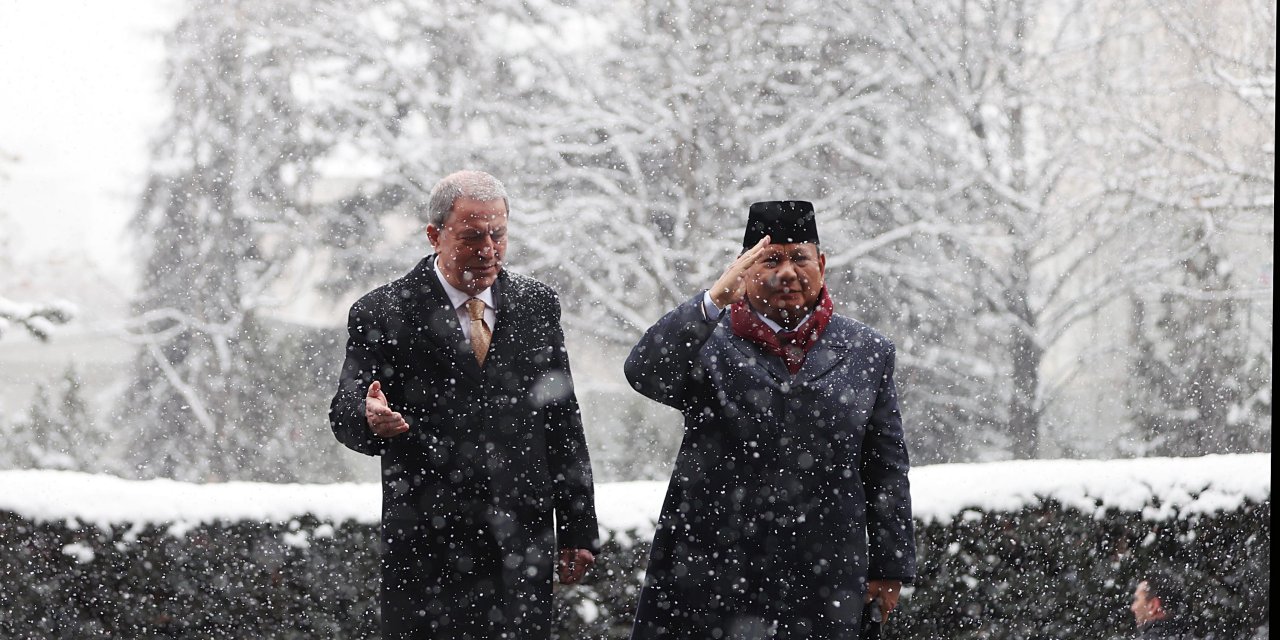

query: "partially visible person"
(1131, 572), (1191, 639)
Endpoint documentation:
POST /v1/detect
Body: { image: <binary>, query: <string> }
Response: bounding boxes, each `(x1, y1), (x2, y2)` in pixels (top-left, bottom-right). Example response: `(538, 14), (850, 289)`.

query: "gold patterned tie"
(464, 298), (491, 366)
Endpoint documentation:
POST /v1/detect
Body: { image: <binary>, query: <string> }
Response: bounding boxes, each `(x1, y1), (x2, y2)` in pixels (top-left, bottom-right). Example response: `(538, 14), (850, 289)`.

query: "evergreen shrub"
(1, 497), (1268, 639)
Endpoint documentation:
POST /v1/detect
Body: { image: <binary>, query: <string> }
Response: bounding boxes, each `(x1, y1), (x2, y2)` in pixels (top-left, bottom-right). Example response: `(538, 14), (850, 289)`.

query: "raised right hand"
(365, 380), (409, 438)
(708, 235), (771, 309)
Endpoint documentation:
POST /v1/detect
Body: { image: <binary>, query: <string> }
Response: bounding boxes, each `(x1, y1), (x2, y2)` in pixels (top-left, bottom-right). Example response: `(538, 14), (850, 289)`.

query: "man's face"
(426, 197), (508, 295)
(744, 242), (826, 327)
(1130, 581), (1164, 627)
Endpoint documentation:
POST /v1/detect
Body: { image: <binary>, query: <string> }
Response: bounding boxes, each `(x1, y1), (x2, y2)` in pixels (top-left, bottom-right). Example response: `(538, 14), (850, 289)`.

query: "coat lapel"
(412, 256), (484, 384)
(795, 339), (850, 384)
(486, 271), (513, 357)
(726, 330), (791, 386)
(794, 317), (857, 384)
(725, 316), (856, 386)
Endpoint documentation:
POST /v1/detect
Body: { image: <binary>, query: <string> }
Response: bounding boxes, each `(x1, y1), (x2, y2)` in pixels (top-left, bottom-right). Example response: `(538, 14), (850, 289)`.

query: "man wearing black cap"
(625, 201), (916, 639)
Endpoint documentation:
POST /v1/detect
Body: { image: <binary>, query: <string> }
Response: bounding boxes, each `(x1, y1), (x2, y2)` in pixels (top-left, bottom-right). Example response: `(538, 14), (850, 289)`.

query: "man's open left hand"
(365, 380), (408, 438)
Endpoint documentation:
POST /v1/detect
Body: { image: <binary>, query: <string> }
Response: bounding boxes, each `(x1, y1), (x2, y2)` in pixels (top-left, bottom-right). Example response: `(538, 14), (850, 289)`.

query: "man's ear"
(818, 251), (826, 275)
(426, 224), (440, 249)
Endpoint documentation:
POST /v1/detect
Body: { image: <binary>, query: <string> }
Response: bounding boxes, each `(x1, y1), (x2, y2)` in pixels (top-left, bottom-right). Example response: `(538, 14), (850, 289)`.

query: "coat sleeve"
(329, 298), (389, 457)
(543, 294), (601, 553)
(623, 292), (721, 411)
(859, 344), (917, 583)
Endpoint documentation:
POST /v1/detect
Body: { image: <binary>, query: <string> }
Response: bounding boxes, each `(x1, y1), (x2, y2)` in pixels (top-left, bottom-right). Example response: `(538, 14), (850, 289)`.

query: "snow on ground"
(0, 454), (1269, 537)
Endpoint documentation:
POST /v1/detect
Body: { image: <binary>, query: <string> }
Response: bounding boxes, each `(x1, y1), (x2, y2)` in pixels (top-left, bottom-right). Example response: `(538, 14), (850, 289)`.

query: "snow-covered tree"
(291, 0), (535, 294)
(0, 365), (106, 472)
(832, 0), (1217, 458)
(120, 0), (350, 482)
(478, 0), (1234, 461)
(1123, 0), (1274, 455)
(299, 0), (1271, 463)
(122, 0), (1272, 472)
(112, 0), (548, 481)
(1129, 228), (1271, 455)
(489, 1), (909, 337)
(1132, 0), (1275, 230)
(451, 0), (1004, 463)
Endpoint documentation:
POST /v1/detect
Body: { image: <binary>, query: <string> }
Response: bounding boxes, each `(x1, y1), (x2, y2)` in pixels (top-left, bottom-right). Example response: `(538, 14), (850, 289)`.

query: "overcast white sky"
(0, 0), (177, 284)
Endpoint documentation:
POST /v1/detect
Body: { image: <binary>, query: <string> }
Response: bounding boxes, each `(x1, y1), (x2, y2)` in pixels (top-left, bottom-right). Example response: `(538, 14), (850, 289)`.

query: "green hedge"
(2, 499), (1269, 639)
(891, 500), (1270, 639)
(0, 514), (380, 639)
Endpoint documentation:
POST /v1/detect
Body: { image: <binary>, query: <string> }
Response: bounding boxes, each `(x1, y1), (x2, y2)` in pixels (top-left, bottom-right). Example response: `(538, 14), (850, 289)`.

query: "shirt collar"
(754, 308), (814, 333)
(433, 256), (496, 311)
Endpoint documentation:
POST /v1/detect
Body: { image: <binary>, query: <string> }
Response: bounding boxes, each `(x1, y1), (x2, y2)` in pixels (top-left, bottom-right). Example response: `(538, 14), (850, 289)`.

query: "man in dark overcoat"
(330, 170), (600, 640)
(625, 201), (916, 639)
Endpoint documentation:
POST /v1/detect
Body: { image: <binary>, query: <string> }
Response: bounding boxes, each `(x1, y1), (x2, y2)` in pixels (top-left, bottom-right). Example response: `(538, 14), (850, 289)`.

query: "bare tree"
(115, 0), (1271, 471)
(1123, 0), (1274, 455)
(468, 0), (998, 462)
(835, 0), (1213, 458)
(490, 1), (914, 339)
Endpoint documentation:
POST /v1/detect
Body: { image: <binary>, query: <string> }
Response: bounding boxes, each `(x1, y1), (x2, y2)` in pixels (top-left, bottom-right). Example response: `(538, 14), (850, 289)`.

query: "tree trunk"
(1007, 246), (1042, 459)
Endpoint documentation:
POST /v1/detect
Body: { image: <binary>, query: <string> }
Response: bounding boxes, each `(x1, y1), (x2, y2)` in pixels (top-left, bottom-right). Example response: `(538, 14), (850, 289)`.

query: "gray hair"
(425, 170), (510, 227)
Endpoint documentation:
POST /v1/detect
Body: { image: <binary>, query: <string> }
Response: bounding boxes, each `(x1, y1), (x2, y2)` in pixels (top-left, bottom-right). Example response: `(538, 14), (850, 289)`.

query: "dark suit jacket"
(624, 293), (915, 640)
(330, 256), (598, 640)
(1137, 618), (1192, 639)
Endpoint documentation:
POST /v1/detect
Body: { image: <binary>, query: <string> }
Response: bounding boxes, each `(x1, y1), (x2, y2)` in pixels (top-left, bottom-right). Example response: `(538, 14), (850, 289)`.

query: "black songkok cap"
(743, 200), (819, 248)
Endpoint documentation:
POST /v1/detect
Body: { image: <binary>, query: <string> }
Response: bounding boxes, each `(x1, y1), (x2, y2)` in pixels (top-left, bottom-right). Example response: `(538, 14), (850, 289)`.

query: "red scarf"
(730, 287), (834, 374)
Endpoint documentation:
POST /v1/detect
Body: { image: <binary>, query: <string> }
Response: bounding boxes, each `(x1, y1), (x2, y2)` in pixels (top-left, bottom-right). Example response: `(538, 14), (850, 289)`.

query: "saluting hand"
(365, 380), (409, 438)
(709, 235), (771, 309)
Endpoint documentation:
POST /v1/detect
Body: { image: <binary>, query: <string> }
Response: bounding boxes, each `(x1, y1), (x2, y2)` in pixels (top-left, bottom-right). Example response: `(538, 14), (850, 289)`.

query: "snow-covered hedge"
(1, 455), (1270, 639)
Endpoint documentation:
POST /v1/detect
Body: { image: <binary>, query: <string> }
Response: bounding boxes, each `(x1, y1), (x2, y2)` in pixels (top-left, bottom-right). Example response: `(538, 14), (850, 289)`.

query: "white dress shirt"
(434, 257), (496, 339)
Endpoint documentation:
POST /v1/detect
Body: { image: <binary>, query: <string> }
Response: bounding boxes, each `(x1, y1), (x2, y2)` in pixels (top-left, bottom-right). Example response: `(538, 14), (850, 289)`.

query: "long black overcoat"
(330, 256), (599, 640)
(625, 293), (916, 639)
